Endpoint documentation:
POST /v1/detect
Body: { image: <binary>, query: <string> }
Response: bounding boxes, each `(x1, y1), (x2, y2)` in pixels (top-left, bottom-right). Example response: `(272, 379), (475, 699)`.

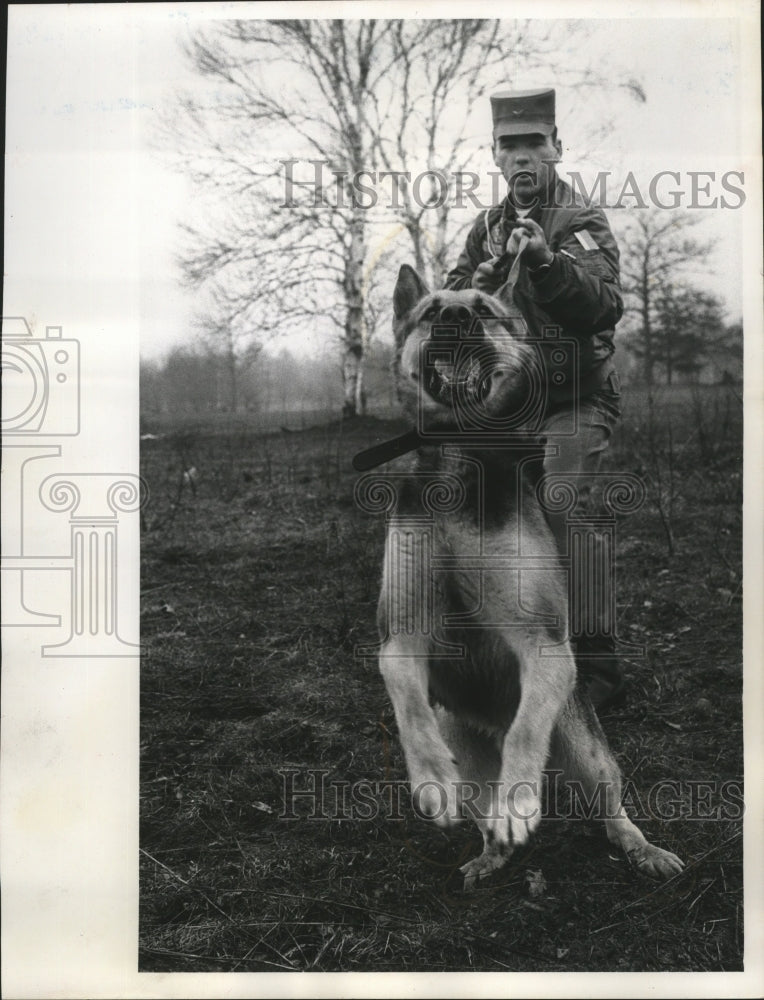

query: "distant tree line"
(140, 340), (397, 425)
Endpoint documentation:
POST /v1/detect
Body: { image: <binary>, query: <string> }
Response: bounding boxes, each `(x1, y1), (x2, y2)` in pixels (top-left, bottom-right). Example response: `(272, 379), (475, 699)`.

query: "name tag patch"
(574, 229), (599, 251)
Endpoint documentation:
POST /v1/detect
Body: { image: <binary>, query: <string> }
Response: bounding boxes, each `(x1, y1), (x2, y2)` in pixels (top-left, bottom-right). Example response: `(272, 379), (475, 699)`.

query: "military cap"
(491, 88), (556, 138)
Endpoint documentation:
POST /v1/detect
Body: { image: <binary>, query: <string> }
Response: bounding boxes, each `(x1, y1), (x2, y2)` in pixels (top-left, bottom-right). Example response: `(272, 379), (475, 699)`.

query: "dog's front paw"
(508, 783), (542, 844)
(627, 843), (685, 880)
(410, 757), (462, 827)
(460, 849), (507, 891)
(482, 782), (542, 850)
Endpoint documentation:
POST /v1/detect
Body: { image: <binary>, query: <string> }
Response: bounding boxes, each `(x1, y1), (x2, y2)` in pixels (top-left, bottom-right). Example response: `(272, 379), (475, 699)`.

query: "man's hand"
(506, 218), (554, 269)
(472, 218), (553, 290)
(471, 258), (503, 292)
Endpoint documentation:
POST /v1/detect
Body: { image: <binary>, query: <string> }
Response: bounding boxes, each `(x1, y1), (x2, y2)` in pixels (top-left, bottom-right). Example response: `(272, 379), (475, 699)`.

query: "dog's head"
(393, 265), (543, 435)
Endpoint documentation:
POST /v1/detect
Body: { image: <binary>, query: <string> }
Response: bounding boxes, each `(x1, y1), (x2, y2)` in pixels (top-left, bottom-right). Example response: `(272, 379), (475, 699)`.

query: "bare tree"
(616, 209), (711, 385)
(169, 20), (403, 417)
(652, 285), (727, 385)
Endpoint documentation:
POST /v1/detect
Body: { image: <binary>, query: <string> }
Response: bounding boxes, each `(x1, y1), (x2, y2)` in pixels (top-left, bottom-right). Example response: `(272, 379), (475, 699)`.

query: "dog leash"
(484, 210), (530, 292)
(484, 207), (501, 256)
(493, 231), (529, 304)
(351, 429), (424, 471)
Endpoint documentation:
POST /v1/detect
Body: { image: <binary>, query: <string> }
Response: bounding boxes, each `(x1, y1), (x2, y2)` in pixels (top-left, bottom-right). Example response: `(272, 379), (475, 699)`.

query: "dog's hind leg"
(550, 692), (685, 880)
(434, 708), (508, 889)
(379, 637), (462, 826)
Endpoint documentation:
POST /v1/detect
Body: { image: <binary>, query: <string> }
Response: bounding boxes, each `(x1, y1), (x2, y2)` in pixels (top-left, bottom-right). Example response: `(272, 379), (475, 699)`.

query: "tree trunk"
(406, 221), (428, 285)
(226, 333), (238, 413)
(641, 257), (653, 386)
(342, 343), (363, 418)
(342, 205), (366, 418)
(430, 202), (450, 289)
(355, 365), (367, 416)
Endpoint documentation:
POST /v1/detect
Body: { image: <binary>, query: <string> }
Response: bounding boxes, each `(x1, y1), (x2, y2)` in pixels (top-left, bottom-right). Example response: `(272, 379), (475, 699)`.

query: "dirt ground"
(139, 384), (743, 972)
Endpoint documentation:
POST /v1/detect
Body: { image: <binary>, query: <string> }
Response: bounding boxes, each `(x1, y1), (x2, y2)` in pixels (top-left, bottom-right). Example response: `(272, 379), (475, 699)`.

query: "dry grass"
(140, 388), (743, 972)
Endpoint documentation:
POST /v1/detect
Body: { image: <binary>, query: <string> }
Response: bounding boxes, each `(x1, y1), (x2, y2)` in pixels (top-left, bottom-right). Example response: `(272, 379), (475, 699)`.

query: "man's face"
(492, 132), (562, 209)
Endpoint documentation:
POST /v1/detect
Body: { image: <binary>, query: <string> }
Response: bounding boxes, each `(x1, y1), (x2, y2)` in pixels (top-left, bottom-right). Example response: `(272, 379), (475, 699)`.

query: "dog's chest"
(427, 631), (522, 730)
(380, 487), (551, 728)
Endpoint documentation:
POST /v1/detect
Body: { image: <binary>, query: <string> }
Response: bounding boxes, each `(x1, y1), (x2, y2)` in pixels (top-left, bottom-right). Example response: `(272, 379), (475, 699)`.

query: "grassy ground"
(139, 384), (743, 972)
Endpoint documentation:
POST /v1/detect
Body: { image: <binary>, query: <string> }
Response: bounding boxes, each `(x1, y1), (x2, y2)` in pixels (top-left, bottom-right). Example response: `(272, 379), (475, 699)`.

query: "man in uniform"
(445, 88), (625, 710)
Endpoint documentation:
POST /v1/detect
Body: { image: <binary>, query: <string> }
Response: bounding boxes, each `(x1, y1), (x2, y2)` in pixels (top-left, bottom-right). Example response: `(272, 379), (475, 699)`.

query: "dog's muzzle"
(423, 306), (493, 407)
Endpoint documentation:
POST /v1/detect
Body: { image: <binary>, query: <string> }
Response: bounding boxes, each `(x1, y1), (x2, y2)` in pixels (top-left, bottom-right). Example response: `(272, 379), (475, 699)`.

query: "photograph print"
(2, 2), (761, 996)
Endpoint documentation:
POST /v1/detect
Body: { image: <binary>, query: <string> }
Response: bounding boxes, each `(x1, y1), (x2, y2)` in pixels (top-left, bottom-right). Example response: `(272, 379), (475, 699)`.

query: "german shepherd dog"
(373, 264), (684, 889)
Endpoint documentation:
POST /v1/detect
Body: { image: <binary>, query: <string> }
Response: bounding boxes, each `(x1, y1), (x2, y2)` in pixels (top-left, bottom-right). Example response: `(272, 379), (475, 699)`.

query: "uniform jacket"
(445, 177), (622, 405)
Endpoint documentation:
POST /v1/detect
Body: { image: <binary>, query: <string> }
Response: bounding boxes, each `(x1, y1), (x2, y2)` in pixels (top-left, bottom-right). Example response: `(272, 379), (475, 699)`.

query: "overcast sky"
(3, 3), (754, 362)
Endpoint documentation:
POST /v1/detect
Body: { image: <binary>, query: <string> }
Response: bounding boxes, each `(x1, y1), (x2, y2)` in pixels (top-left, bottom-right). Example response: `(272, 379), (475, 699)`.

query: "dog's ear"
(393, 265), (430, 319)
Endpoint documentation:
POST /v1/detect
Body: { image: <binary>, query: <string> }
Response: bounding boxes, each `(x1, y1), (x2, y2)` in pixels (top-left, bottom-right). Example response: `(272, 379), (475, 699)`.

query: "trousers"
(540, 371), (622, 646)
